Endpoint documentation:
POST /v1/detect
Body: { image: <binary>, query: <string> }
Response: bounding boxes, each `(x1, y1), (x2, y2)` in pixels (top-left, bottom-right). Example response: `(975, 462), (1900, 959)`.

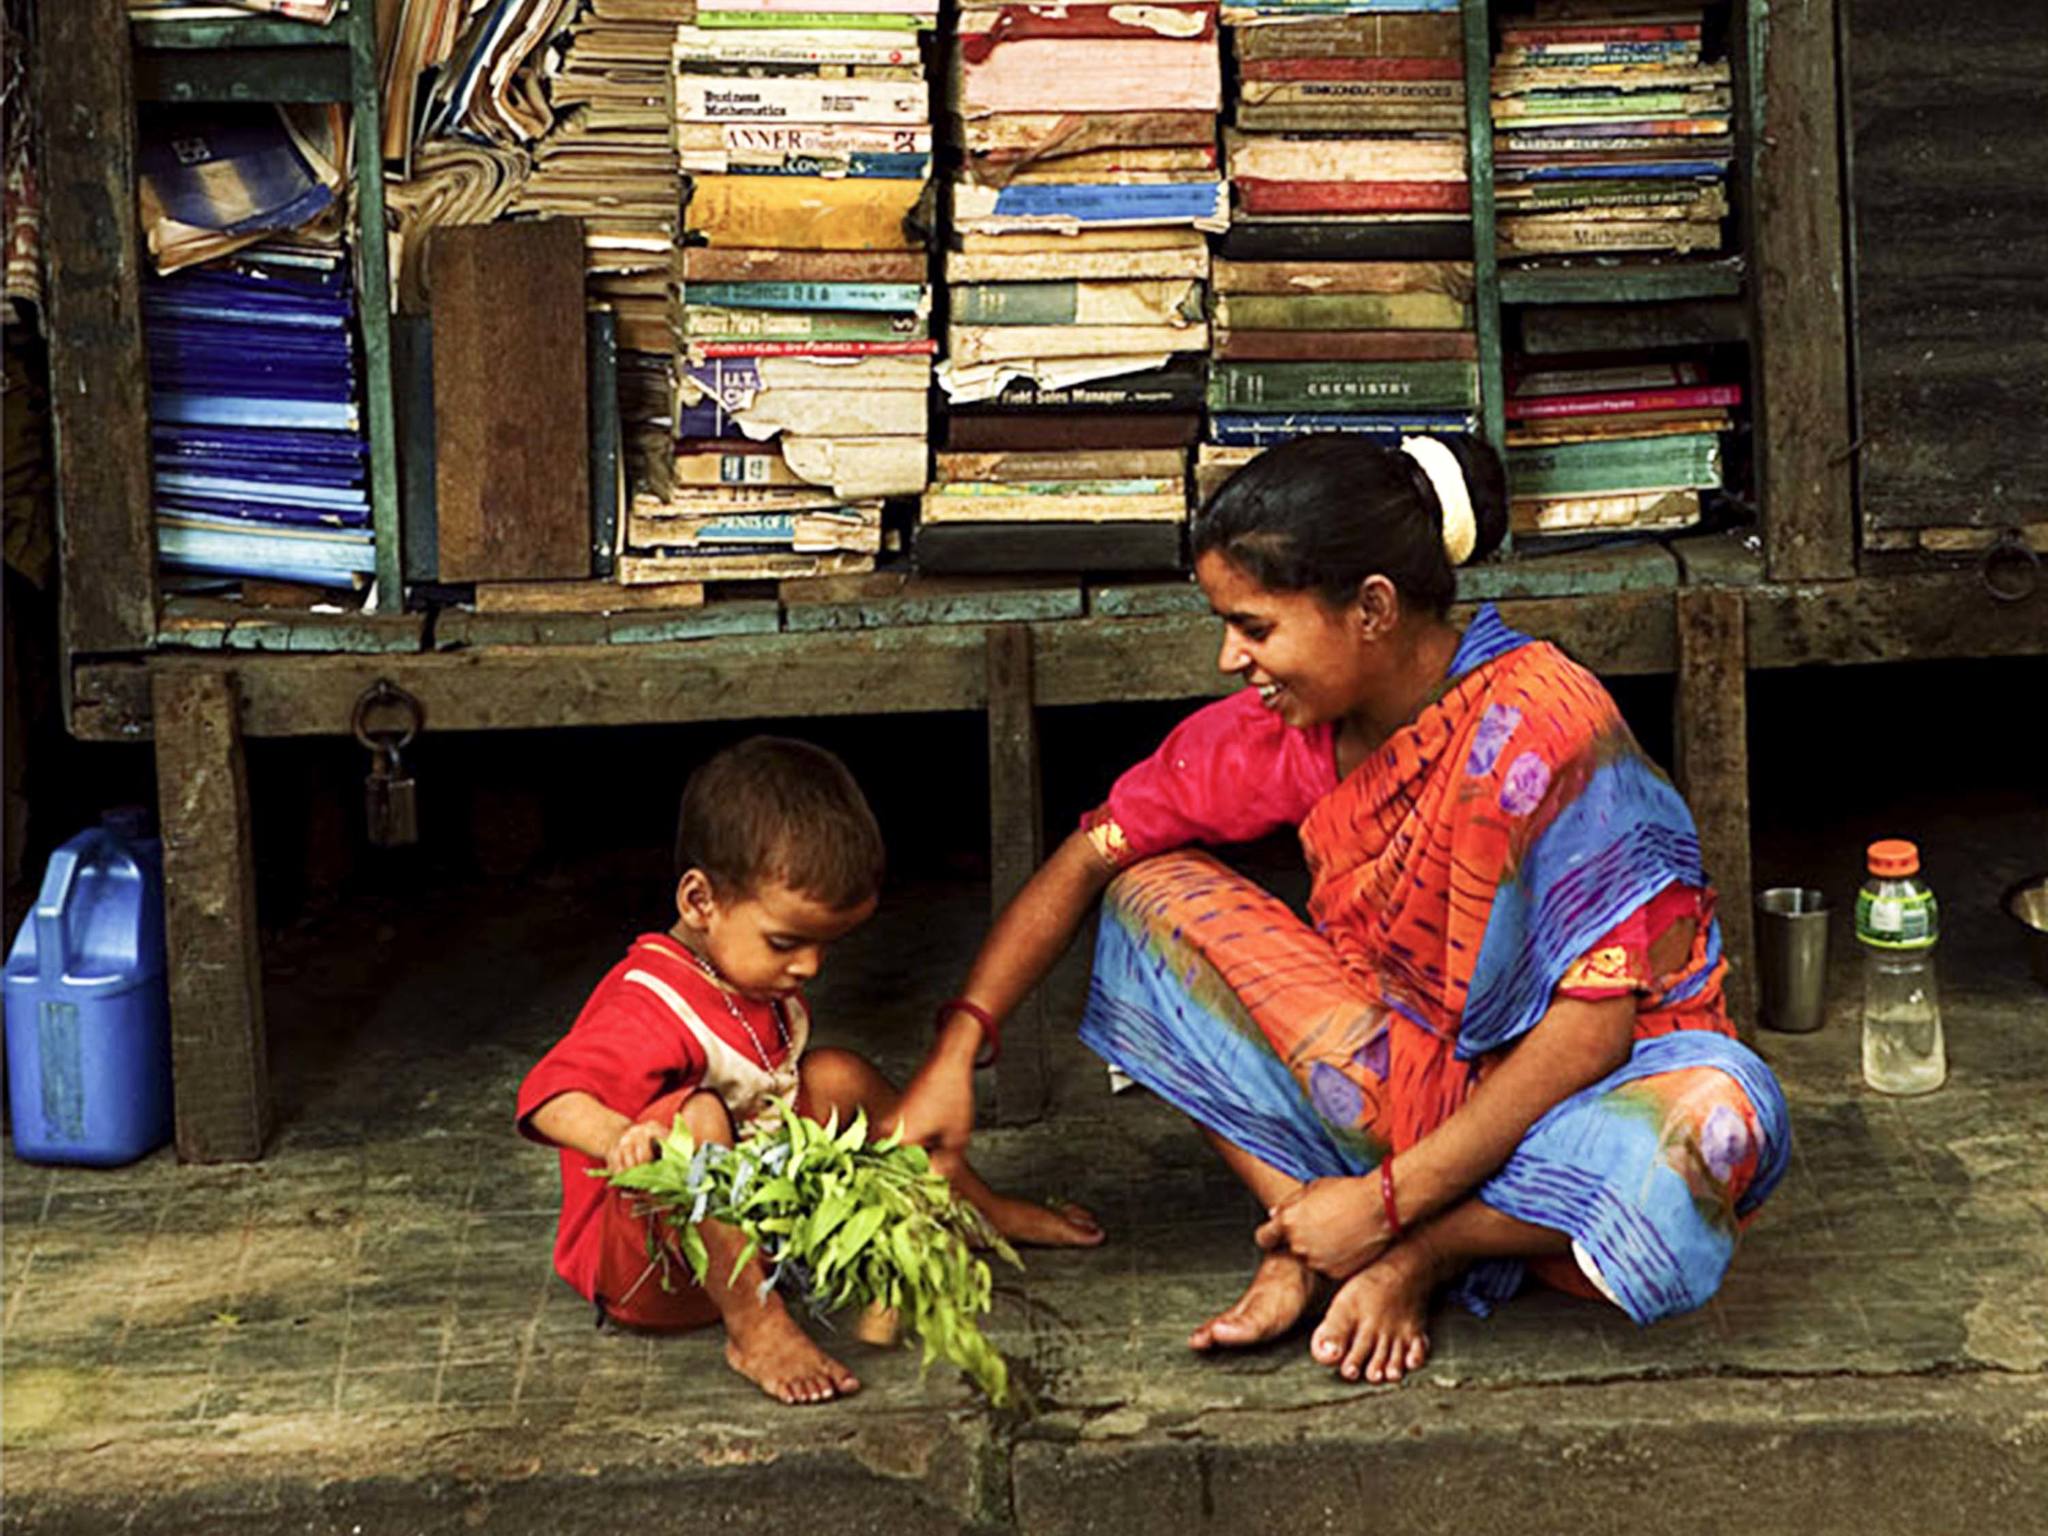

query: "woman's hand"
(1254, 1176), (1389, 1279)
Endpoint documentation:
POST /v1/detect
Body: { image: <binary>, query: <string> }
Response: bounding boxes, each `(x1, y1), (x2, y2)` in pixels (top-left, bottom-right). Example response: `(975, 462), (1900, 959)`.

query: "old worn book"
(1221, 130), (1466, 184)
(1216, 329), (1478, 362)
(475, 579), (707, 614)
(1497, 220), (1722, 256)
(1506, 382), (1740, 420)
(1211, 258), (1473, 297)
(955, 110), (1216, 157)
(951, 279), (1204, 327)
(1236, 180), (1471, 216)
(1238, 79), (1464, 112)
(1218, 220), (1474, 262)
(1510, 488), (1700, 537)
(948, 323), (1210, 365)
(944, 245), (1211, 284)
(953, 227), (1208, 254)
(943, 410), (1202, 450)
(1195, 443), (1261, 503)
(686, 352), (933, 394)
(1507, 431), (1722, 499)
(1234, 103), (1468, 132)
(675, 75), (930, 126)
(627, 507), (885, 553)
(674, 25), (926, 66)
(684, 247), (928, 283)
(956, 2), (1220, 49)
(675, 444), (812, 487)
(1208, 410), (1472, 446)
(1208, 360), (1480, 413)
(936, 448), (1188, 481)
(677, 121), (933, 173)
(1505, 411), (1731, 447)
(780, 435), (929, 498)
(912, 518), (1184, 574)
(705, 387), (929, 438)
(967, 145), (1218, 182)
(962, 355), (1207, 411)
(954, 39), (1221, 118)
(619, 549), (877, 583)
(921, 489), (1187, 524)
(686, 174), (925, 249)
(1231, 12), (1461, 59)
(684, 308), (927, 342)
(952, 179), (1228, 235)
(1212, 291), (1472, 331)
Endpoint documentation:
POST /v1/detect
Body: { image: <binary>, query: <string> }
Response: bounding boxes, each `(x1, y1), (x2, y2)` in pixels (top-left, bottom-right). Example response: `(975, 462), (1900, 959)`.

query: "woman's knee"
(676, 1089), (736, 1144)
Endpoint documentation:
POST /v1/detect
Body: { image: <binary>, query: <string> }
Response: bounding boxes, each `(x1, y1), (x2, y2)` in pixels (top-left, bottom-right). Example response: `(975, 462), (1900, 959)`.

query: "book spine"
(1208, 361), (1480, 413)
(1238, 79), (1465, 108)
(1232, 14), (1460, 60)
(588, 310), (619, 579)
(1215, 329), (1478, 363)
(1211, 259), (1473, 297)
(683, 282), (927, 313)
(684, 308), (927, 341)
(1234, 103), (1468, 131)
(1501, 24), (1700, 45)
(1207, 411), (1472, 445)
(1235, 179), (1471, 216)
(1507, 434), (1722, 498)
(675, 77), (930, 126)
(684, 247), (928, 283)
(686, 175), (924, 251)
(950, 280), (1203, 327)
(958, 3), (1219, 58)
(689, 339), (939, 357)
(1506, 384), (1743, 421)
(1241, 57), (1461, 82)
(1213, 292), (1472, 331)
(1495, 222), (1723, 257)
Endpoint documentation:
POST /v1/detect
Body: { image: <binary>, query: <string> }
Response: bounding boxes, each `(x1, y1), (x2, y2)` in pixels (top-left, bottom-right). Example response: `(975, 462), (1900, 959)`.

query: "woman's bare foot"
(1309, 1238), (1439, 1384)
(974, 1191), (1106, 1248)
(1189, 1251), (1321, 1352)
(723, 1298), (861, 1405)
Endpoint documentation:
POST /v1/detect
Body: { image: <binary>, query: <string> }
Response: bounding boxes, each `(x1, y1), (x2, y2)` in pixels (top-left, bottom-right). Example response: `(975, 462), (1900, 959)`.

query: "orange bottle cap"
(1867, 839), (1920, 877)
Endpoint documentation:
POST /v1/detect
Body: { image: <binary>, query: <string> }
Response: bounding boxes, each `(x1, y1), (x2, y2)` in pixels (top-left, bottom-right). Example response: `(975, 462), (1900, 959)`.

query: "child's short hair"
(674, 736), (884, 909)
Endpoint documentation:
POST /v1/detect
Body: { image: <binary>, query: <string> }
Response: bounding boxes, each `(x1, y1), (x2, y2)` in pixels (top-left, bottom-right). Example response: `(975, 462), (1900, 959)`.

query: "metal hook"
(351, 678), (425, 752)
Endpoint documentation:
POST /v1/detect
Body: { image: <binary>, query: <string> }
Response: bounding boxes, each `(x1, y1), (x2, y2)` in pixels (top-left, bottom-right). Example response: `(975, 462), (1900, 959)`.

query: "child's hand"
(606, 1119), (668, 1172)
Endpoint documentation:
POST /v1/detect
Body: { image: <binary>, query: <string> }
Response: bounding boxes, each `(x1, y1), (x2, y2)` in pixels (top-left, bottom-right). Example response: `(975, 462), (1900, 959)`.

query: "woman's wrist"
(934, 1000), (999, 1067)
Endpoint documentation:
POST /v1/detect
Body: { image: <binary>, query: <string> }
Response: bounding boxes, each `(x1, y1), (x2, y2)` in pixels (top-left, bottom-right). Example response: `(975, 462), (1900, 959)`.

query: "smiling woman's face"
(1195, 549), (1371, 729)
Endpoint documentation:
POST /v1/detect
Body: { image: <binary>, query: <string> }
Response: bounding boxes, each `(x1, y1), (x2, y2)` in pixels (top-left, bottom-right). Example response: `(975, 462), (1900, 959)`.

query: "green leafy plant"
(603, 1101), (1021, 1405)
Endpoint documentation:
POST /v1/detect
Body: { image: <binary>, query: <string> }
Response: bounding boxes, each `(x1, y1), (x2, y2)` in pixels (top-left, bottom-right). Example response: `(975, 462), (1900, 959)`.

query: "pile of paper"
(420, 0), (578, 146)
(1199, 3), (1477, 501)
(1504, 357), (1736, 536)
(634, 0), (941, 584)
(1490, 7), (1731, 260)
(928, 1), (1222, 567)
(137, 102), (345, 276)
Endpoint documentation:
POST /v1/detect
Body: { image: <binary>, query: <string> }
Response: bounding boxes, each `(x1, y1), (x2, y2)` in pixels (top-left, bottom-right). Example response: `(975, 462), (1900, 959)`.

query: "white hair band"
(1400, 435), (1476, 566)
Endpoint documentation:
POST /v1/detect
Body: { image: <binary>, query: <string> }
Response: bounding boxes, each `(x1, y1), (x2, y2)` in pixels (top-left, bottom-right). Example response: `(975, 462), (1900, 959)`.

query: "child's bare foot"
(972, 1190), (1106, 1248)
(1189, 1251), (1321, 1352)
(1309, 1239), (1438, 1384)
(724, 1299), (861, 1405)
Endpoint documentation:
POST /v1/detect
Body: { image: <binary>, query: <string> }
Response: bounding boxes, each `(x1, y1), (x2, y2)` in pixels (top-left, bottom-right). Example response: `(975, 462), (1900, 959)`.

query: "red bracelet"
(936, 998), (1001, 1068)
(1380, 1158), (1403, 1240)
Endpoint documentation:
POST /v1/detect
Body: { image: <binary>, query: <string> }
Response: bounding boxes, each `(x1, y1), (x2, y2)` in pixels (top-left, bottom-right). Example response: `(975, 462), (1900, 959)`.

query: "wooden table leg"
(152, 670), (272, 1162)
(1675, 588), (1757, 1042)
(985, 625), (1048, 1126)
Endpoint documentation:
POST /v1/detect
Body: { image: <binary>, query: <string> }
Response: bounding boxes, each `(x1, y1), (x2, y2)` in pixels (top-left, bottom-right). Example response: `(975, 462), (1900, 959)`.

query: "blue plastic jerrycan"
(4, 810), (174, 1165)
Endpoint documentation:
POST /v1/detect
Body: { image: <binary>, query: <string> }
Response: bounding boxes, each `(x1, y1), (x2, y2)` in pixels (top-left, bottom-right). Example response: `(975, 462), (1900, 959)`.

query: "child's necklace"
(684, 946), (789, 1068)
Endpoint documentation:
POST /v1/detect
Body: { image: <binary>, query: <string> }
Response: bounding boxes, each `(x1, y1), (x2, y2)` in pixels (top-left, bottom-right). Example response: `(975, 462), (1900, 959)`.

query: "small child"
(518, 735), (1101, 1405)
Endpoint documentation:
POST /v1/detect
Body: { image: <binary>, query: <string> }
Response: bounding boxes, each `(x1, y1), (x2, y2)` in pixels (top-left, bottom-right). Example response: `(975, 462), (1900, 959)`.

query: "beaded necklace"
(683, 945), (790, 1069)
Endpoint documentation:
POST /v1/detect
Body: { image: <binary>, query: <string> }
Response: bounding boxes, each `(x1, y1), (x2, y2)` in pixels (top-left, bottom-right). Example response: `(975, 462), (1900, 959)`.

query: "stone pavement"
(4, 808), (2047, 1533)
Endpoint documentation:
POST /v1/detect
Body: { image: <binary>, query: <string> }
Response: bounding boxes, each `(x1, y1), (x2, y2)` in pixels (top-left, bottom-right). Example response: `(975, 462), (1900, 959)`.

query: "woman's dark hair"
(1191, 434), (1509, 616)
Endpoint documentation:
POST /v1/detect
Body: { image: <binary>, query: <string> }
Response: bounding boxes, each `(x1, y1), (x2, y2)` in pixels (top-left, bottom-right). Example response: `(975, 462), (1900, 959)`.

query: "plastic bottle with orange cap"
(1855, 838), (1946, 1095)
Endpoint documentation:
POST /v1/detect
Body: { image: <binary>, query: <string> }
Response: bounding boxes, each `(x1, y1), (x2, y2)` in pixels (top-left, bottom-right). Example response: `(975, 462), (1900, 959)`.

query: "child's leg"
(672, 1090), (861, 1406)
(797, 1047), (1104, 1248)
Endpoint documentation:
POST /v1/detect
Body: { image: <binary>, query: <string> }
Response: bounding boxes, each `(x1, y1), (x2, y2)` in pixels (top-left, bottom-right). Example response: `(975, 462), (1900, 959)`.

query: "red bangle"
(1380, 1158), (1403, 1240)
(936, 998), (1001, 1068)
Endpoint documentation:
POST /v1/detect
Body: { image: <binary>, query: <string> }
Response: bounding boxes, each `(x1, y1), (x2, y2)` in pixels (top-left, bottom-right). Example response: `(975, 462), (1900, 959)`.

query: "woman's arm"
(1256, 991), (1636, 1276)
(892, 829), (1117, 1151)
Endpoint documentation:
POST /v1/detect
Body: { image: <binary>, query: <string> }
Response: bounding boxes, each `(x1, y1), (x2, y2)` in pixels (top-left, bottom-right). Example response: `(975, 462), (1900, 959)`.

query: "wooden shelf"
(1498, 258), (1748, 308)
(129, 14), (348, 49)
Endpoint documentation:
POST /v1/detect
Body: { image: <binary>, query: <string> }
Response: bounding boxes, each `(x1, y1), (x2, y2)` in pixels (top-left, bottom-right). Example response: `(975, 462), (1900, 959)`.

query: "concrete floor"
(4, 800), (2047, 1533)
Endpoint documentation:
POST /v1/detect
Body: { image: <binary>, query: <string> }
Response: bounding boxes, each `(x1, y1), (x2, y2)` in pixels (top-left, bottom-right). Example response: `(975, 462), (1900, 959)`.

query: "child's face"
(673, 870), (876, 1001)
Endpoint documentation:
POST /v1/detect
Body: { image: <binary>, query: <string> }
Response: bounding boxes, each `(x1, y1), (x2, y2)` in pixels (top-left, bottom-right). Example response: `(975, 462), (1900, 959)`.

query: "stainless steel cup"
(1756, 887), (1830, 1033)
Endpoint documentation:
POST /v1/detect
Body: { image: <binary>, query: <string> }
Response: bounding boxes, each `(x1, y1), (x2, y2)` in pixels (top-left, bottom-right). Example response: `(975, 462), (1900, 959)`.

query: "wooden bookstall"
(37, 0), (2045, 1160)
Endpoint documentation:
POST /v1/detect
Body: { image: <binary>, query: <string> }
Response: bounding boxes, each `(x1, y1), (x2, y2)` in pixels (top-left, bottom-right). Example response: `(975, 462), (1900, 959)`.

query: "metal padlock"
(364, 740), (419, 848)
(352, 679), (425, 849)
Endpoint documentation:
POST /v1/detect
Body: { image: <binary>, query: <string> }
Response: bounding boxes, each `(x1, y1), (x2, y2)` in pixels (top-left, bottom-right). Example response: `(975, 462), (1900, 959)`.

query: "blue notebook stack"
(145, 246), (377, 589)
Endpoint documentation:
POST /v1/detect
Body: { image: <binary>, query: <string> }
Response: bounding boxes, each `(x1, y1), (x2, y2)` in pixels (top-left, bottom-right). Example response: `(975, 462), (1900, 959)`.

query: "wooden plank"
(1745, 571), (2048, 667)
(1670, 530), (1768, 588)
(1846, 1), (2048, 534)
(475, 580), (705, 615)
(349, 0), (404, 609)
(913, 521), (1185, 576)
(152, 671), (271, 1162)
(132, 47), (354, 103)
(1498, 259), (1745, 307)
(1088, 581), (1208, 620)
(1517, 300), (1748, 357)
(781, 576), (1083, 633)
(1755, 0), (1854, 580)
(393, 313), (439, 584)
(40, 0), (157, 656)
(986, 627), (1048, 1127)
(430, 221), (591, 581)
(1675, 589), (1756, 1041)
(1456, 544), (1678, 602)
(157, 597), (424, 655)
(435, 600), (779, 649)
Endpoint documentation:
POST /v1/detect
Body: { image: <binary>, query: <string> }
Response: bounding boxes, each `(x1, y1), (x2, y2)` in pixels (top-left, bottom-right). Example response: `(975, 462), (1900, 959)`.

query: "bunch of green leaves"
(604, 1101), (1021, 1405)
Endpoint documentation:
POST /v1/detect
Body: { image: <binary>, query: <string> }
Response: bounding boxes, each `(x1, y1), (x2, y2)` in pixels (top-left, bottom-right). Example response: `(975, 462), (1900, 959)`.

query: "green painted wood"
(1670, 530), (1768, 588)
(133, 46), (352, 103)
(782, 582), (1083, 633)
(1463, 0), (1508, 535)
(1087, 581), (1208, 619)
(129, 14), (349, 49)
(1455, 542), (1680, 601)
(349, 0), (404, 610)
(434, 601), (781, 650)
(157, 598), (425, 655)
(1498, 259), (1746, 307)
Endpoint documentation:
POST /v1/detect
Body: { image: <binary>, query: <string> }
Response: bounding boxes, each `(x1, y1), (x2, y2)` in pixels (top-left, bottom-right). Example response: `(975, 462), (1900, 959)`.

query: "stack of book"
(146, 242), (375, 590)
(643, 0), (940, 584)
(1198, 258), (1479, 500)
(1503, 358), (1738, 536)
(928, 1), (1225, 573)
(507, 0), (694, 492)
(1198, 4), (1478, 503)
(1490, 7), (1732, 261)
